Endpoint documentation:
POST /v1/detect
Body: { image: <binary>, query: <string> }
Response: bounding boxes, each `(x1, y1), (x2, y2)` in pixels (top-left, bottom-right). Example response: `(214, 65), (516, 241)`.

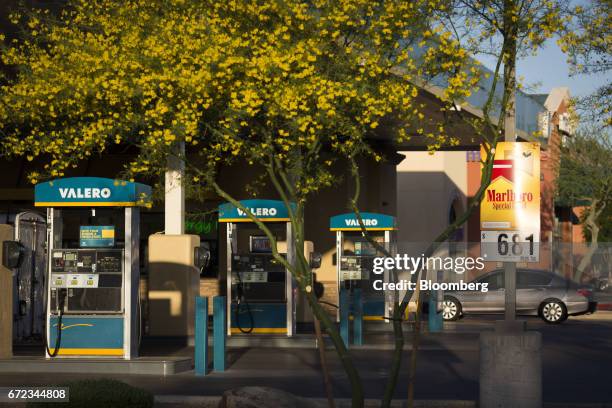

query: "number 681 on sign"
(481, 230), (540, 262)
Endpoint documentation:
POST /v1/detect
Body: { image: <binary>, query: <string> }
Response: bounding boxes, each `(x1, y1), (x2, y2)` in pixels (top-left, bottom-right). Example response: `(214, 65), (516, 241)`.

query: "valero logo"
(237, 207), (278, 217)
(344, 219), (378, 227)
(59, 188), (111, 199)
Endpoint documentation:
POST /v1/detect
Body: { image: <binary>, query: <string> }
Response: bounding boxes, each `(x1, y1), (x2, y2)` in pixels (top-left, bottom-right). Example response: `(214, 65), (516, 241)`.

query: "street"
(1, 313), (611, 404)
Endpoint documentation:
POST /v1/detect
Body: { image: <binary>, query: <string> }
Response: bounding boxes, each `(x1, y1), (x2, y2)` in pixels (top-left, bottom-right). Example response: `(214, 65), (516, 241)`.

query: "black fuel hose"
(234, 272), (254, 334)
(44, 290), (66, 358)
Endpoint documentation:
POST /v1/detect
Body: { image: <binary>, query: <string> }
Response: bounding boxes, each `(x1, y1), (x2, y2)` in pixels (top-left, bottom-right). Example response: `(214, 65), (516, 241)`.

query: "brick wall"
(320, 280), (338, 318)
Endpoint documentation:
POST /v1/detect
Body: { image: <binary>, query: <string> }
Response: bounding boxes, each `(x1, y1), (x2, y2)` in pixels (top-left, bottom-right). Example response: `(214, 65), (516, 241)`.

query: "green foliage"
(557, 129), (612, 245)
(26, 379), (153, 408)
(556, 129), (612, 207)
(559, 0), (612, 129)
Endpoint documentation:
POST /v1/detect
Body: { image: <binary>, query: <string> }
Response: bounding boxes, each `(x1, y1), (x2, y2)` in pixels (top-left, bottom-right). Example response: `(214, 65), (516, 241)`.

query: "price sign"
(481, 230), (540, 262)
(480, 142), (540, 262)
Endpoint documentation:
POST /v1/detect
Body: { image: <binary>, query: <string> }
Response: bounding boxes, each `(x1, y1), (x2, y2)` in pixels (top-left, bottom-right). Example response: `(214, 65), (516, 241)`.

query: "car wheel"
(442, 297), (461, 321)
(539, 300), (567, 324)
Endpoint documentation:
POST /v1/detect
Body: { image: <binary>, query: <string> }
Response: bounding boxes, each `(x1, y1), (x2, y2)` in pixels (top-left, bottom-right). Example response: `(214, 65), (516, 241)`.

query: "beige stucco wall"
(0, 225), (14, 358)
(148, 234), (200, 337)
(396, 151), (468, 252)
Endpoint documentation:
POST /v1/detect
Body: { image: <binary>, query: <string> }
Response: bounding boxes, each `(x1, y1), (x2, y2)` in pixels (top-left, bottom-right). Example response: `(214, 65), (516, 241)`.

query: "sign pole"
(480, 139), (540, 330)
(504, 262), (517, 322)
(503, 89), (517, 325)
(480, 47), (542, 406)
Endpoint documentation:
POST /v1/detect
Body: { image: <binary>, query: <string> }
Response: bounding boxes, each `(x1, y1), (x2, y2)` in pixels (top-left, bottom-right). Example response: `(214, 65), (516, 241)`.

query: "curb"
(153, 395), (476, 407)
(153, 395), (612, 408)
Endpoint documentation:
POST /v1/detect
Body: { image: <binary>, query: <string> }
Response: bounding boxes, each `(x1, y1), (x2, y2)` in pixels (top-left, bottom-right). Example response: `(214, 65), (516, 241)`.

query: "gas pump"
(219, 199), (296, 336)
(330, 213), (397, 321)
(35, 177), (151, 358)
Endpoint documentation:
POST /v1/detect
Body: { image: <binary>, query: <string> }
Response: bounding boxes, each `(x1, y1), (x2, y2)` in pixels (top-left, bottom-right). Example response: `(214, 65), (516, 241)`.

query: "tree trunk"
(381, 304), (404, 408)
(314, 316), (336, 408)
(306, 291), (364, 408)
(575, 200), (602, 282)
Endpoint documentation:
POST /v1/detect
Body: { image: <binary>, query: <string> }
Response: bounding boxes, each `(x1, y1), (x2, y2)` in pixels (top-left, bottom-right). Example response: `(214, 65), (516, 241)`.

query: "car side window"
(480, 272), (504, 290)
(517, 271), (552, 288)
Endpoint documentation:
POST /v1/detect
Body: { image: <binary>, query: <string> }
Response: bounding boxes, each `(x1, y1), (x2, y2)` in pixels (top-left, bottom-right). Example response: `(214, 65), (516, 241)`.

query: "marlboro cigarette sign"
(480, 142), (540, 262)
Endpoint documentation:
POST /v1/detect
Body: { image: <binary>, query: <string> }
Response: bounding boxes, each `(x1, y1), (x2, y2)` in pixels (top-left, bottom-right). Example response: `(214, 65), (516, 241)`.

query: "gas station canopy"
(329, 212), (397, 231)
(34, 177), (152, 207)
(218, 199), (296, 223)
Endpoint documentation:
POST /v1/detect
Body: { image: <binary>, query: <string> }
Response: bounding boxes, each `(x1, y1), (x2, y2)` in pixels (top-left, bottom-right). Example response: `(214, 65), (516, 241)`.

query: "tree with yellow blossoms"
(0, 1), (481, 407)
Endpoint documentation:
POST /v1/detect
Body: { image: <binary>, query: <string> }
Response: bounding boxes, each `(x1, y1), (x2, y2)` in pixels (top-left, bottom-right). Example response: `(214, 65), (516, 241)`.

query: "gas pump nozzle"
(235, 273), (244, 303)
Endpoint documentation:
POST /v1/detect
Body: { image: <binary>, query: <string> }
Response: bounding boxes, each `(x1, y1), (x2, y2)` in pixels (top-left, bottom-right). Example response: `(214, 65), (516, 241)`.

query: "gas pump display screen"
(96, 251), (122, 273)
(250, 236), (272, 253)
(77, 251), (96, 273)
(51, 249), (123, 273)
(355, 241), (377, 256)
(52, 250), (78, 273)
(340, 256), (374, 281)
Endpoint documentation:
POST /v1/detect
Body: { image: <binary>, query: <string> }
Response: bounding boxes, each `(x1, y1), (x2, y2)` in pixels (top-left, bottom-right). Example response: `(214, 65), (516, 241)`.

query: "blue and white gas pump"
(330, 212), (397, 321)
(35, 177), (151, 358)
(219, 199), (296, 336)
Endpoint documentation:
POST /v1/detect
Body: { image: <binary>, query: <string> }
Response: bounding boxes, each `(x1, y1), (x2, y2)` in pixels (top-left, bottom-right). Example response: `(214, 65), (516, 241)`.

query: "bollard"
(213, 296), (226, 372)
(428, 290), (443, 332)
(339, 288), (350, 347)
(352, 288), (363, 346)
(194, 296), (208, 376)
(480, 327), (542, 407)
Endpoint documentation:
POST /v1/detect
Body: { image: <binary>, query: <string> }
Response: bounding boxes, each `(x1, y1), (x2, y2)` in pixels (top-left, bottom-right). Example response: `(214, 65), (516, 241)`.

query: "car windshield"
(479, 272), (504, 290)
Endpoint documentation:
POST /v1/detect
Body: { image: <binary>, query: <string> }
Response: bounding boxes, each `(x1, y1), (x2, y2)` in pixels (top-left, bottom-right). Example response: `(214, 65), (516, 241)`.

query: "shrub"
(27, 378), (154, 408)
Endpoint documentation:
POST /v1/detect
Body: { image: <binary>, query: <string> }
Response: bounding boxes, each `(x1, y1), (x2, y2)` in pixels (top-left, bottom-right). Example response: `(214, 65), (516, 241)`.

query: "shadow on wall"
(396, 171), (467, 253)
(147, 261), (200, 339)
